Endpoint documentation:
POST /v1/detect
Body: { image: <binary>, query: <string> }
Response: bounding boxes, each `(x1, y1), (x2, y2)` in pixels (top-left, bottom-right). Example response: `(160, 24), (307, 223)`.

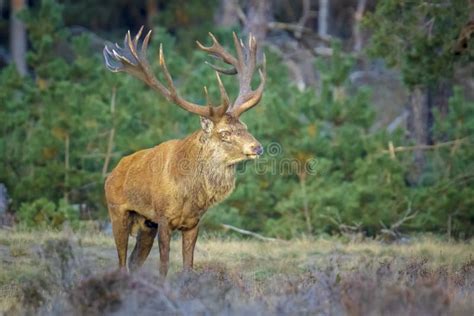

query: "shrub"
(17, 198), (79, 229)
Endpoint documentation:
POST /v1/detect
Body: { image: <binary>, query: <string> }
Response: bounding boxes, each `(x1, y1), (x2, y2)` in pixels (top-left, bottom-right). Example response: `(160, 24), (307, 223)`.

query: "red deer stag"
(103, 27), (266, 275)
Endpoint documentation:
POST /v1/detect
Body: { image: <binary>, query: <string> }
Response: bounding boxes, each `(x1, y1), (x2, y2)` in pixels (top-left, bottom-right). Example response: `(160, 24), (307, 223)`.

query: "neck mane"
(172, 130), (236, 207)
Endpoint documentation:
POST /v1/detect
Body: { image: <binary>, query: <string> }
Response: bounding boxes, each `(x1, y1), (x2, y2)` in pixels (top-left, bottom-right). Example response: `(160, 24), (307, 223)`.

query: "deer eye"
(219, 131), (231, 140)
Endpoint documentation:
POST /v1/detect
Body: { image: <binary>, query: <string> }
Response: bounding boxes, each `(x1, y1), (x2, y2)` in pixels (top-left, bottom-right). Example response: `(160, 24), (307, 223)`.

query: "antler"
(196, 32), (266, 117)
(103, 26), (230, 120)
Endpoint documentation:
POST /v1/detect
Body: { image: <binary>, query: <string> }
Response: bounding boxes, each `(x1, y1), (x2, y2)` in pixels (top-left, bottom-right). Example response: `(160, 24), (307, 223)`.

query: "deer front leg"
(182, 225), (199, 271)
(109, 206), (131, 270)
(158, 221), (171, 276)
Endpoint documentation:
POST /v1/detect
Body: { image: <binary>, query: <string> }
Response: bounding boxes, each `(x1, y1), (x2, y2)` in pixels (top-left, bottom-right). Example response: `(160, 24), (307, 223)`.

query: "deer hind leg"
(109, 205), (132, 270)
(129, 219), (158, 272)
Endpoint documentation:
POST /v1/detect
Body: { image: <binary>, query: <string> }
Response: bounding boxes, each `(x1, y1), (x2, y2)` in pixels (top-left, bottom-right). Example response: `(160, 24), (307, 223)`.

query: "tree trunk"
(0, 184), (8, 215)
(298, 173), (312, 235)
(9, 0), (27, 76)
(407, 86), (430, 183)
(407, 81), (453, 183)
(243, 0), (272, 42)
(146, 0), (158, 28)
(318, 0), (329, 38)
(353, 0), (367, 52)
(64, 134), (70, 202)
(103, 87), (117, 178)
(215, 0), (239, 28)
(429, 80), (452, 125)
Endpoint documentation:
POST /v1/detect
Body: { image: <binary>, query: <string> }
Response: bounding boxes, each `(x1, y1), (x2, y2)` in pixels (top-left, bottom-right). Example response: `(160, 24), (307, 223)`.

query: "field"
(0, 229), (473, 315)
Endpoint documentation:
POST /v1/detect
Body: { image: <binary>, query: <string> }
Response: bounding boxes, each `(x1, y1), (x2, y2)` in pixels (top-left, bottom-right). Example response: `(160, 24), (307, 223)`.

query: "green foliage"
(17, 198), (79, 229)
(360, 0), (474, 237)
(155, 0), (219, 54)
(207, 40), (473, 239)
(205, 43), (409, 238)
(364, 0), (470, 86)
(409, 88), (474, 236)
(1, 0), (473, 237)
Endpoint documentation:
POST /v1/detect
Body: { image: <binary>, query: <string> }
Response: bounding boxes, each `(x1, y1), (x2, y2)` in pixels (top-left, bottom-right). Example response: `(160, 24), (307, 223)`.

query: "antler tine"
(227, 33), (265, 116)
(104, 28), (167, 97)
(133, 25), (144, 47)
(196, 33), (238, 70)
(200, 72), (231, 118)
(126, 30), (139, 60)
(158, 44), (175, 95)
(233, 33), (257, 89)
(232, 32), (245, 72)
(158, 44), (212, 117)
(204, 61), (238, 75)
(203, 86), (212, 105)
(141, 29), (152, 56)
(196, 32), (265, 116)
(232, 53), (266, 117)
(247, 35), (258, 81)
(215, 72), (230, 108)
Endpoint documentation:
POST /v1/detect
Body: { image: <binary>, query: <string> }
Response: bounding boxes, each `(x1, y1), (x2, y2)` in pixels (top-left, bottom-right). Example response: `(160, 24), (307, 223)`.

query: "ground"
(0, 229), (473, 315)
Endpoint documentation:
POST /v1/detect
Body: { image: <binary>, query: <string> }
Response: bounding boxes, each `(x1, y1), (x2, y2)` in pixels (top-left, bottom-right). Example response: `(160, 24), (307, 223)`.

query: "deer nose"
(252, 144), (264, 156)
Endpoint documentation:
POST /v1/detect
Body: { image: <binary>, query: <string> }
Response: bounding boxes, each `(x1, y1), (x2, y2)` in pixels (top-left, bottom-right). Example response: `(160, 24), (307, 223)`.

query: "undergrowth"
(0, 230), (472, 315)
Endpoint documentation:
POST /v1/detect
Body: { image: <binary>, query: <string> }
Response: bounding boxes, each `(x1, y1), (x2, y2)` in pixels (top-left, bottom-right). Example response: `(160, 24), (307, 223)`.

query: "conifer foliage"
(1, 0), (473, 237)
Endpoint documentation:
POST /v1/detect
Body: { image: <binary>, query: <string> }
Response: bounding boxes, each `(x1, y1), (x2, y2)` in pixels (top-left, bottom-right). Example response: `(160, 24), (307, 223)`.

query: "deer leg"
(158, 221), (171, 276)
(128, 220), (158, 272)
(182, 225), (199, 271)
(109, 207), (131, 270)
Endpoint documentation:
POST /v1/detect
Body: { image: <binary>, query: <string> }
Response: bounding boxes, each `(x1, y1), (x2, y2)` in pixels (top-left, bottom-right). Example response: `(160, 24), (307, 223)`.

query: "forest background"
(0, 0), (473, 239)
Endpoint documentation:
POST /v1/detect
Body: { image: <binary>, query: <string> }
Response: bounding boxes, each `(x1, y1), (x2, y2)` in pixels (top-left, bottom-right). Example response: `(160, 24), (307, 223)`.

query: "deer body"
(106, 129), (237, 231)
(103, 28), (265, 275)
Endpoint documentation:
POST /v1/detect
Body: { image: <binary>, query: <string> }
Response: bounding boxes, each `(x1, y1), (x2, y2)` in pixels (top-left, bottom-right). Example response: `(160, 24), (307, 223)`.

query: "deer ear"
(200, 117), (214, 134)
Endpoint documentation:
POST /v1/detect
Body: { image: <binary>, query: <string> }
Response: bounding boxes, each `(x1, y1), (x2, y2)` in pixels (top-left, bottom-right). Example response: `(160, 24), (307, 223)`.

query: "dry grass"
(0, 229), (473, 315)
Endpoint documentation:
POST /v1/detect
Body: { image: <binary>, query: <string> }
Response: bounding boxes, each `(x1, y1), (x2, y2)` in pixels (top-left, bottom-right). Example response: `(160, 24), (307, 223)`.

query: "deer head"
(103, 27), (266, 165)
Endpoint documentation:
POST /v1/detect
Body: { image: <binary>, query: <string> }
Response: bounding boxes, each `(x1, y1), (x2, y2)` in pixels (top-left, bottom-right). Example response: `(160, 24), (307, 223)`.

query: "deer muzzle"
(244, 143), (264, 159)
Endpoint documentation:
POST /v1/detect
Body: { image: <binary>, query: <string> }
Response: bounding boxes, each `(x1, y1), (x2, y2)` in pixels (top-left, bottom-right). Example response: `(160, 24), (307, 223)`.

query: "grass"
(0, 229), (473, 314)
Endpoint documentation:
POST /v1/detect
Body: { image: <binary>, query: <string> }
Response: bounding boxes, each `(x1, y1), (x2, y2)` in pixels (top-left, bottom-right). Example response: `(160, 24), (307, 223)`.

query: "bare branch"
(381, 137), (471, 155)
(102, 87), (117, 178)
(295, 0), (311, 39)
(221, 224), (281, 242)
(380, 203), (418, 240)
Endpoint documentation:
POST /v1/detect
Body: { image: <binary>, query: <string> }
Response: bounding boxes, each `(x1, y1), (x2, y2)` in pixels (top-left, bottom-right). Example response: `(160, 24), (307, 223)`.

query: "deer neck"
(176, 130), (236, 205)
(190, 130), (236, 176)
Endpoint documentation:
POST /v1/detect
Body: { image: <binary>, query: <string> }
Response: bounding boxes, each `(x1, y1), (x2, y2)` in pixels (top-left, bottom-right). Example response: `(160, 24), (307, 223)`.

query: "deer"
(103, 27), (266, 276)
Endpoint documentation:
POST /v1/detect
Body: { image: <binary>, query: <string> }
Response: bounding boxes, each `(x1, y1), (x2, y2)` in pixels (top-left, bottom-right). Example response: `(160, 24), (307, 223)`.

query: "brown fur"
(105, 114), (261, 275)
